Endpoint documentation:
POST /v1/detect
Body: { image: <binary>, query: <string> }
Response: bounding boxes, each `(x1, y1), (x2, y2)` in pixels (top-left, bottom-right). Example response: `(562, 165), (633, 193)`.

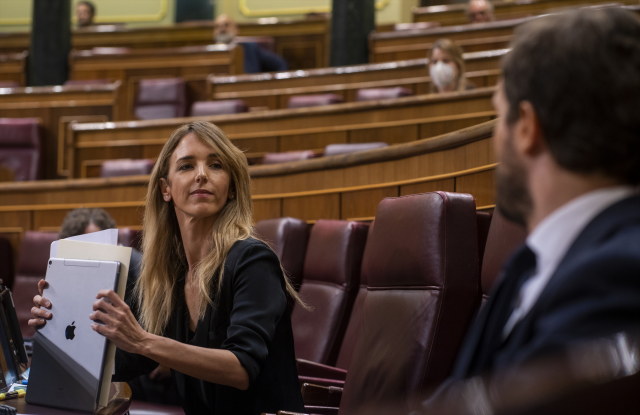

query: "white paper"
(50, 228), (118, 258)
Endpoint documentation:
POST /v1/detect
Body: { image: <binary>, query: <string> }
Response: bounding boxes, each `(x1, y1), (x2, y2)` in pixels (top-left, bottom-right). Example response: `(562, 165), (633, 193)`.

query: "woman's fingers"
(28, 318), (47, 328)
(33, 295), (51, 309)
(92, 298), (117, 314)
(89, 310), (114, 325)
(37, 279), (47, 296)
(31, 306), (51, 319)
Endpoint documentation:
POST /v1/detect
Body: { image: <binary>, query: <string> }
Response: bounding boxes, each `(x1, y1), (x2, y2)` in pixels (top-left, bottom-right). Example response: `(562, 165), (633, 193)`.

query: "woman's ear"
(160, 178), (172, 202)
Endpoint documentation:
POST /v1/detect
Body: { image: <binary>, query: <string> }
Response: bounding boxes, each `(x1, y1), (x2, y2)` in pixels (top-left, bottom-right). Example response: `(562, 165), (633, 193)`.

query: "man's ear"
(160, 178), (171, 201)
(514, 100), (545, 157)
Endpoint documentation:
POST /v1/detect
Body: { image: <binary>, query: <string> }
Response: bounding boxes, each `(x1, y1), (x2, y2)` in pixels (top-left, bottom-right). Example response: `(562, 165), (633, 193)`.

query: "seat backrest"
(324, 142), (388, 157)
(262, 150), (315, 165)
(291, 220), (369, 366)
(0, 237), (14, 289)
(334, 221), (374, 370)
(63, 79), (111, 86)
(118, 228), (142, 250)
(481, 209), (527, 301)
(0, 118), (42, 181)
(135, 78), (187, 120)
(254, 217), (309, 290)
(14, 231), (58, 338)
(100, 159), (155, 178)
(355, 87), (413, 102)
(0, 81), (19, 88)
(287, 94), (344, 109)
(190, 100), (248, 117)
(338, 192), (480, 414)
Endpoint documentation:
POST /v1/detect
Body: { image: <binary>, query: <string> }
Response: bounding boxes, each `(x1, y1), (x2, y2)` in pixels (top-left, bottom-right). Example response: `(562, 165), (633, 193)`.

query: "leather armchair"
(134, 78), (187, 120)
(0, 118), (43, 181)
(355, 87), (413, 102)
(288, 94), (344, 109)
(0, 81), (19, 88)
(100, 159), (155, 178)
(323, 143), (388, 157)
(263, 151), (315, 164)
(190, 100), (248, 117)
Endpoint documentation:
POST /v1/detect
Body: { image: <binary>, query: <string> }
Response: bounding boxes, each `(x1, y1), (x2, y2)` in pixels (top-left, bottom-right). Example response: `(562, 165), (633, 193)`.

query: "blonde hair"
(429, 38), (467, 93)
(136, 121), (303, 335)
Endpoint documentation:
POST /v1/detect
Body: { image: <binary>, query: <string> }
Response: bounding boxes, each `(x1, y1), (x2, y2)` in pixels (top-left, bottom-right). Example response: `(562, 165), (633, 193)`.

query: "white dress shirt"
(502, 186), (636, 338)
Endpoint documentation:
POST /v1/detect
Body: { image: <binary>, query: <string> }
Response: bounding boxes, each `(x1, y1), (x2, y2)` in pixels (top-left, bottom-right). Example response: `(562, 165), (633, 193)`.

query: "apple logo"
(65, 322), (76, 340)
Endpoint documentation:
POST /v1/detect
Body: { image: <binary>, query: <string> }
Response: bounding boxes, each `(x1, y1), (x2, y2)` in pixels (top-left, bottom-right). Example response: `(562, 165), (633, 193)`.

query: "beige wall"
(0, 0), (177, 32)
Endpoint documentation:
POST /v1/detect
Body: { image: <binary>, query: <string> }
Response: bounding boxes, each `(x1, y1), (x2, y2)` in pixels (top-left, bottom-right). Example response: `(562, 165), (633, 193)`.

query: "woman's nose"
(195, 164), (208, 183)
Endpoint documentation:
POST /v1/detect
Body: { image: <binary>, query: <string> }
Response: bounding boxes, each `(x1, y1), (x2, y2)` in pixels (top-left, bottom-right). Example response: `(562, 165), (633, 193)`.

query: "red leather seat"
(323, 142), (388, 157)
(394, 21), (440, 30)
(0, 81), (19, 88)
(63, 79), (111, 86)
(100, 159), (155, 178)
(13, 231), (58, 339)
(254, 217), (309, 290)
(288, 94), (344, 109)
(118, 228), (142, 250)
(291, 220), (369, 366)
(0, 237), (14, 289)
(0, 118), (43, 181)
(324, 192), (480, 414)
(190, 100), (248, 117)
(135, 78), (187, 120)
(355, 87), (413, 102)
(262, 150), (315, 164)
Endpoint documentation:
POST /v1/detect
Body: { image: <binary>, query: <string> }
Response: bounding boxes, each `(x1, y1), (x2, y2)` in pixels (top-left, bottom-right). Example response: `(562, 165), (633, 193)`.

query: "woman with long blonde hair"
(30, 121), (305, 414)
(428, 38), (470, 93)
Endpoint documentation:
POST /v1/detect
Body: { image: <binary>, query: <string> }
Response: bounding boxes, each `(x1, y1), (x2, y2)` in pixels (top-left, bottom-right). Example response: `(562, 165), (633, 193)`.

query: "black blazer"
(114, 238), (304, 415)
(451, 195), (640, 380)
(241, 42), (288, 74)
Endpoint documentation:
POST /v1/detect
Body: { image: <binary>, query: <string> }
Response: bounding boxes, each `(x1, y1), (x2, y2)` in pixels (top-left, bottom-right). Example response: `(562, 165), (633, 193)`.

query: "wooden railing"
(0, 52), (27, 86)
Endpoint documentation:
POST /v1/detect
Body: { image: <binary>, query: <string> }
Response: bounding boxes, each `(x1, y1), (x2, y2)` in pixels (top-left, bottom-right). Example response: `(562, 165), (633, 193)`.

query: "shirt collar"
(527, 186), (636, 274)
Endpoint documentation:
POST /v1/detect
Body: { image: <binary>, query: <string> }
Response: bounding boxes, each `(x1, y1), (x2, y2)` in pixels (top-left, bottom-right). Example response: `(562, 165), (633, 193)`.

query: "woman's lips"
(191, 189), (213, 196)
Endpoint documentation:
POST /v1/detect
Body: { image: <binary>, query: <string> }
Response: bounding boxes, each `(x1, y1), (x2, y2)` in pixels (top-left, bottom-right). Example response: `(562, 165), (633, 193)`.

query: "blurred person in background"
(467, 0), (495, 23)
(428, 39), (472, 93)
(76, 1), (96, 28)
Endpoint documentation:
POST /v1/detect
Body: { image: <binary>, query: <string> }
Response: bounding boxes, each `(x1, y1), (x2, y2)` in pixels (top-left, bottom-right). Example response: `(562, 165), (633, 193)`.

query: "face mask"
(429, 61), (457, 90)
(215, 32), (234, 44)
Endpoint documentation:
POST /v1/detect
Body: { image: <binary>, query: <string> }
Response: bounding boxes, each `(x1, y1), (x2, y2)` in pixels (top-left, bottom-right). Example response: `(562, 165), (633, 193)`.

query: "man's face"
(77, 4), (93, 27)
(492, 82), (533, 227)
(214, 16), (237, 44)
(468, 0), (494, 23)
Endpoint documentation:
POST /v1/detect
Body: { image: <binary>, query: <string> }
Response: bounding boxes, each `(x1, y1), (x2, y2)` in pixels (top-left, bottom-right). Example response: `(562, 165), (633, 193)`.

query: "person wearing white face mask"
(428, 39), (471, 93)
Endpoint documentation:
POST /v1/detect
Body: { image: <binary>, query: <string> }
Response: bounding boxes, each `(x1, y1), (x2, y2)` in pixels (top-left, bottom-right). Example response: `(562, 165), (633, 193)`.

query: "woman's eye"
(210, 162), (222, 169)
(178, 164), (192, 171)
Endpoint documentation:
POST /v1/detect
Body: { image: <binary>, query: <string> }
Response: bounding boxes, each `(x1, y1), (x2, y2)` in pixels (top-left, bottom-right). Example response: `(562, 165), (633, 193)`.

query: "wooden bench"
(0, 120), (496, 259)
(69, 44), (243, 121)
(0, 83), (121, 180)
(0, 52), (27, 86)
(412, 0), (639, 26)
(67, 87), (496, 178)
(0, 17), (330, 70)
(208, 49), (506, 109)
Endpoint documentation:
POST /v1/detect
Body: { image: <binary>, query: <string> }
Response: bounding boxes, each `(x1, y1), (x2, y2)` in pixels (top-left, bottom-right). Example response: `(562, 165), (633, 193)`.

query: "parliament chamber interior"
(1, 0), (640, 414)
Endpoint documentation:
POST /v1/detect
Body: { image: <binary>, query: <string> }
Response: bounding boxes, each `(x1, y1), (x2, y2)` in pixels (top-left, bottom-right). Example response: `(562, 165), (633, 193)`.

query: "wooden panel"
(252, 200), (282, 223)
(400, 178), (455, 196)
(280, 131), (348, 153)
(455, 170), (496, 208)
(341, 187), (399, 220)
(349, 125), (419, 145)
(282, 194), (340, 221)
(0, 166), (16, 182)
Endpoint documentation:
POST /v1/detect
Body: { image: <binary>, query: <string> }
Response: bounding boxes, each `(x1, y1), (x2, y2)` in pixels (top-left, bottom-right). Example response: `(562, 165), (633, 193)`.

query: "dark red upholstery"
(118, 228), (142, 250)
(323, 142), (388, 157)
(476, 211), (493, 274)
(355, 87), (413, 102)
(14, 231), (58, 339)
(91, 47), (131, 54)
(263, 151), (315, 165)
(135, 78), (187, 120)
(0, 237), (14, 289)
(394, 22), (441, 30)
(337, 192), (480, 414)
(291, 220), (369, 366)
(190, 100), (248, 117)
(288, 94), (344, 109)
(63, 79), (111, 86)
(254, 217), (309, 290)
(235, 36), (276, 53)
(481, 209), (527, 300)
(129, 401), (184, 415)
(0, 81), (19, 88)
(100, 159), (155, 178)
(0, 118), (43, 181)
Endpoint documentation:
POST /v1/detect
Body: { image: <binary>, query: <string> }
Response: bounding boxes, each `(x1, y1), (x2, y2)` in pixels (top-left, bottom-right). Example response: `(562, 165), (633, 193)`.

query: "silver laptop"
(27, 258), (121, 413)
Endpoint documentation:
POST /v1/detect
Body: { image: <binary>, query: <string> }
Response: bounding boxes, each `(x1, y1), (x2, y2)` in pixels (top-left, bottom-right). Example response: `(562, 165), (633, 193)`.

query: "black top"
(113, 238), (304, 415)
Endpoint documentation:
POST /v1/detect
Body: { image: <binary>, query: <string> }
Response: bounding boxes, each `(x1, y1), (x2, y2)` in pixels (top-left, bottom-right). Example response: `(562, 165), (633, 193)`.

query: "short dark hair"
(78, 1), (95, 16)
(59, 208), (116, 239)
(501, 8), (640, 184)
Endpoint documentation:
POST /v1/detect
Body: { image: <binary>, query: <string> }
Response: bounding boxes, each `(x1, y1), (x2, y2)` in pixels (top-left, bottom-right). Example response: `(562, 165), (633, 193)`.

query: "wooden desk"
(67, 87), (496, 178)
(69, 44), (243, 121)
(208, 50), (506, 109)
(412, 0), (640, 26)
(0, 83), (120, 180)
(0, 53), (27, 87)
(3, 382), (131, 415)
(0, 17), (330, 70)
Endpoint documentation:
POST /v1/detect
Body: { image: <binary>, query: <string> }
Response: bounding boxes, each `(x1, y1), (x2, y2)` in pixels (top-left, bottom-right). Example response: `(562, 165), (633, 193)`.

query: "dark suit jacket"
(450, 194), (640, 380)
(240, 42), (288, 74)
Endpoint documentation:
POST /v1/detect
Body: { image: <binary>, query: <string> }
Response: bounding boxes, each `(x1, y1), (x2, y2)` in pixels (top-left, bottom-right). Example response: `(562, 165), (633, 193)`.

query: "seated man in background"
(213, 14), (289, 73)
(467, 0), (495, 23)
(446, 6), (640, 384)
(76, 1), (96, 28)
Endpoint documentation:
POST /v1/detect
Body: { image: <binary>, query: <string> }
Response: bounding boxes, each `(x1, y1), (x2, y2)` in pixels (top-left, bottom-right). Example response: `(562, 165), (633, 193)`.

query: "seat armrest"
(299, 376), (345, 389)
(297, 358), (348, 381)
(302, 383), (343, 407)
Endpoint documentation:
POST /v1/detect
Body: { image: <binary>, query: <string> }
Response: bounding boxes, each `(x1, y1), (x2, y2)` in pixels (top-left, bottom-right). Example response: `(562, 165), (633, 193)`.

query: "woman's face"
(160, 133), (233, 222)
(429, 48), (460, 90)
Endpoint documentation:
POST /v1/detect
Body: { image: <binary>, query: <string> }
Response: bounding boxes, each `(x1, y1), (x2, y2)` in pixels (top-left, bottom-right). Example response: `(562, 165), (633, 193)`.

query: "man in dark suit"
(449, 7), (640, 381)
(213, 14), (288, 74)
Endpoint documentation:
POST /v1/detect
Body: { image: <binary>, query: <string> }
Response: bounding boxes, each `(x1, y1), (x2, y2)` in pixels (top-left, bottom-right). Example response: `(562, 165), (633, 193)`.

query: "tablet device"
(27, 258), (121, 413)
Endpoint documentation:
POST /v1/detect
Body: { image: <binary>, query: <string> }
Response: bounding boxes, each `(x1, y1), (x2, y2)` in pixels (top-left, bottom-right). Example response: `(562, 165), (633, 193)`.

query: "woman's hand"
(90, 290), (149, 354)
(28, 279), (52, 329)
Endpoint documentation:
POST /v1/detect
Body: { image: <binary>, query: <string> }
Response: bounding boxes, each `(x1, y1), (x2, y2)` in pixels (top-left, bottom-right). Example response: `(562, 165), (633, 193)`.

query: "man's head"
(76, 1), (95, 28)
(59, 208), (116, 239)
(493, 8), (640, 226)
(214, 14), (238, 44)
(467, 0), (495, 24)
